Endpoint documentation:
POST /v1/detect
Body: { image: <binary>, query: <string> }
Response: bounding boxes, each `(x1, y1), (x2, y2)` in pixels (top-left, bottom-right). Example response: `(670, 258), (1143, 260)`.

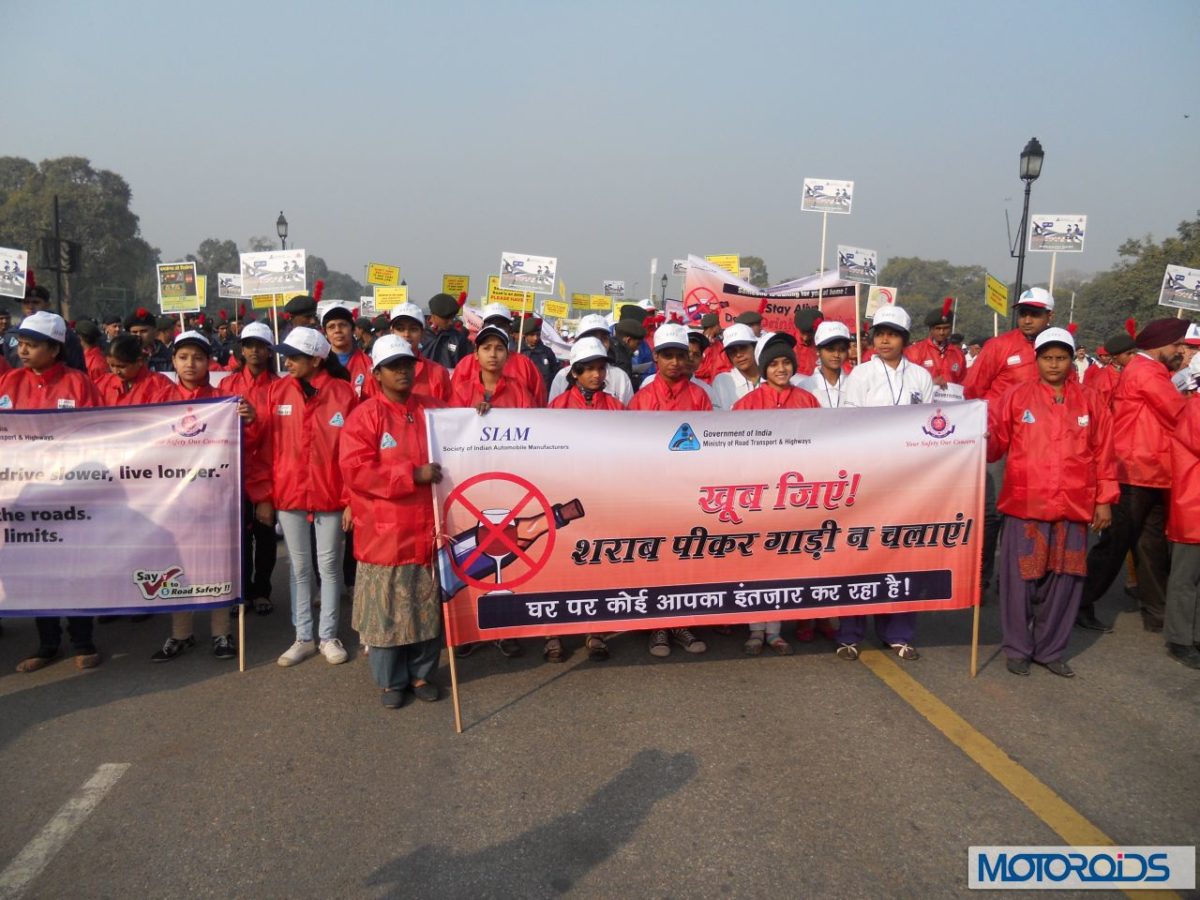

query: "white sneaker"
(278, 639), (317, 667)
(320, 638), (348, 665)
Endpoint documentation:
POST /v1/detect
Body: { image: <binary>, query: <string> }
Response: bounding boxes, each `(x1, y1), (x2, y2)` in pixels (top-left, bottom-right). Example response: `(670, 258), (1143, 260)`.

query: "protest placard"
(217, 273), (244, 299)
(429, 404), (983, 646)
(588, 294), (612, 311)
(802, 178), (854, 214)
(157, 262), (200, 314)
(442, 274), (469, 297)
(0, 247), (28, 299)
(250, 291), (305, 311)
(985, 274), (1009, 317)
(705, 254), (740, 275)
(1159, 264), (1200, 312)
(541, 299), (569, 319)
(838, 245), (878, 284)
(358, 295), (376, 317)
(374, 285), (409, 311)
(239, 249), (306, 296)
(0, 400), (241, 616)
(195, 275), (208, 309)
(1028, 214), (1087, 253)
(865, 286), (897, 318)
(367, 263), (401, 286)
(603, 280), (625, 297)
(672, 259), (688, 276)
(500, 252), (557, 294)
(571, 292), (591, 310)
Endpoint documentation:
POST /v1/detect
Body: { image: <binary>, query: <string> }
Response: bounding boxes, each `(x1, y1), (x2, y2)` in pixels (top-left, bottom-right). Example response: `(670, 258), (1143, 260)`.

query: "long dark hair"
(321, 353), (352, 382)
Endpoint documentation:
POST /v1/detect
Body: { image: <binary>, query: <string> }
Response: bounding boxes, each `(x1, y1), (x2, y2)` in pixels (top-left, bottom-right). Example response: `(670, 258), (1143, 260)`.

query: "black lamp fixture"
(276, 211), (288, 250)
(660, 273), (668, 305)
(1010, 137), (1044, 318)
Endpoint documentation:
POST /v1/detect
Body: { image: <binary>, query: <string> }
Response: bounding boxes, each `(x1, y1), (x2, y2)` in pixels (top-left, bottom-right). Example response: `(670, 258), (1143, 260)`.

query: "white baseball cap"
(274, 326), (331, 359)
(814, 320), (852, 347)
(475, 324), (510, 347)
(389, 303), (425, 325)
(637, 298), (657, 311)
(721, 323), (757, 349)
(871, 305), (912, 334)
(15, 310), (67, 343)
(1018, 287), (1055, 311)
(576, 314), (610, 338)
(1034, 327), (1075, 353)
(654, 322), (689, 351)
(240, 322), (274, 344)
(173, 330), (211, 352)
(1184, 323), (1200, 346)
(481, 303), (512, 323)
(371, 334), (416, 369)
(569, 337), (608, 367)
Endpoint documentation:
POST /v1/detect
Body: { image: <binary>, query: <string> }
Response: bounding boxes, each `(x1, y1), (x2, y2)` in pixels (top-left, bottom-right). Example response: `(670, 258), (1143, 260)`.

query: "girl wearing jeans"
(247, 327), (357, 667)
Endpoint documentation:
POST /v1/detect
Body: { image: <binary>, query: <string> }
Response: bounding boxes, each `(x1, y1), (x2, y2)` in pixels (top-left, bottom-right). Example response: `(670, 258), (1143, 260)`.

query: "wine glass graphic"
(478, 508), (512, 584)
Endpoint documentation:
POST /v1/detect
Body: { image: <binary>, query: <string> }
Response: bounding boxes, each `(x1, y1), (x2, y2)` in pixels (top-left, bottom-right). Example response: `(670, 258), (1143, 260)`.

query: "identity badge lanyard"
(881, 361), (904, 406)
(822, 374), (841, 409)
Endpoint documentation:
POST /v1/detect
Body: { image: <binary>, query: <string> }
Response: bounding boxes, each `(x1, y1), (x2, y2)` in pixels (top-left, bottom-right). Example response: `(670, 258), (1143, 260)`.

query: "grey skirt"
(352, 562), (442, 648)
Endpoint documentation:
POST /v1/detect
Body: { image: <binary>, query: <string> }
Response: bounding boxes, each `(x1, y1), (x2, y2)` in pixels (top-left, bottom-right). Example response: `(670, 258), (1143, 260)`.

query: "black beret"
(794, 307), (822, 332)
(614, 319), (646, 340)
(619, 304), (649, 322)
(321, 305), (354, 326)
(699, 312), (719, 329)
(428, 293), (461, 318)
(283, 294), (317, 316)
(1102, 332), (1136, 355)
(74, 319), (101, 340)
(124, 307), (157, 330)
(354, 316), (375, 333)
(26, 284), (51, 302)
(102, 315), (121, 326)
(156, 315), (176, 331)
(734, 310), (762, 326)
(925, 307), (954, 328)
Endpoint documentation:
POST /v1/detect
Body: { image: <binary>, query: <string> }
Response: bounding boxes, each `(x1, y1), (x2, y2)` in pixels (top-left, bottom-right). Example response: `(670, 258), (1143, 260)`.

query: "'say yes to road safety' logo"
(133, 567), (232, 602)
(171, 410), (207, 438)
(921, 408), (956, 439)
(669, 423), (702, 451)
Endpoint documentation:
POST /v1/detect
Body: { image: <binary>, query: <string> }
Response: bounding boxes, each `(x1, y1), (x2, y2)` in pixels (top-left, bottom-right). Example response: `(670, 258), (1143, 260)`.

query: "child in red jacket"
(988, 328), (1118, 677)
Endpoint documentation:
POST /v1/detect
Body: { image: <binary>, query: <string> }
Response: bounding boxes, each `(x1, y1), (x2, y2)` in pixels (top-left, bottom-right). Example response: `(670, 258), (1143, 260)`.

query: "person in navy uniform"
(515, 313), (560, 394)
(421, 292), (472, 370)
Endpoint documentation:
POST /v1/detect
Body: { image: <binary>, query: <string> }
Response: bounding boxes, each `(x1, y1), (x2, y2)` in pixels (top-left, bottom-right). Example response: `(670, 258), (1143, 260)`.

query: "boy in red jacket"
(988, 328), (1118, 677)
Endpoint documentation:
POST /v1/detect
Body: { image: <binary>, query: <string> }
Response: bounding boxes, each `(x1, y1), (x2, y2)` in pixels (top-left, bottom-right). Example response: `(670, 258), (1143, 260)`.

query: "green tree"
(186, 238), (241, 307)
(740, 255), (770, 288)
(0, 156), (159, 318)
(877, 256), (991, 339)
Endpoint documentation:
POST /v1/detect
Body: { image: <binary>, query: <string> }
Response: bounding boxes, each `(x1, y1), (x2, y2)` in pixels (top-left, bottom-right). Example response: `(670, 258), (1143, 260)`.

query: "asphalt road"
(0, 551), (1196, 899)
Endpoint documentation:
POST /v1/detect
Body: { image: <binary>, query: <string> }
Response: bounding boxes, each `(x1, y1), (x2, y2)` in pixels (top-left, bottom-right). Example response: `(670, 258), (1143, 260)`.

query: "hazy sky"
(12, 0), (1199, 305)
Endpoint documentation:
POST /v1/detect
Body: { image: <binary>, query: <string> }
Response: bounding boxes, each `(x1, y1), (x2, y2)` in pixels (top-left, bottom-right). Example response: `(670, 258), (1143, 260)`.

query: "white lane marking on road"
(0, 763), (130, 900)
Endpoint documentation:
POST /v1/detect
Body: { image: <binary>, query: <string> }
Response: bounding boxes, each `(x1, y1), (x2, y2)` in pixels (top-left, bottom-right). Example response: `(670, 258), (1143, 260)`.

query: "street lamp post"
(276, 211), (288, 250)
(660, 274), (668, 307)
(1011, 138), (1044, 319)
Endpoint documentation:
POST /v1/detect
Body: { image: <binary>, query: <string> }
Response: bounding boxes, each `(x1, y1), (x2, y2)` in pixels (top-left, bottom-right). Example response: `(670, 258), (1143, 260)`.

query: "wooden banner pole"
(854, 283), (862, 365)
(970, 600), (981, 677)
(1047, 251), (1058, 298)
(238, 602), (246, 673)
(993, 312), (999, 338)
(817, 211), (828, 313)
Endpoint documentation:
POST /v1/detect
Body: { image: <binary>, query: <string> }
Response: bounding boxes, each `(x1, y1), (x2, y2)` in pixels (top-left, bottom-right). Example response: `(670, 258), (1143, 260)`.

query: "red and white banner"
(681, 254), (861, 335)
(0, 400), (242, 615)
(430, 403), (985, 645)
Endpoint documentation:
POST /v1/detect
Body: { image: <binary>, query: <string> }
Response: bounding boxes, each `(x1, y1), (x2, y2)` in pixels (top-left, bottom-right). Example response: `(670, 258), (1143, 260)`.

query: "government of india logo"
(922, 408), (955, 439)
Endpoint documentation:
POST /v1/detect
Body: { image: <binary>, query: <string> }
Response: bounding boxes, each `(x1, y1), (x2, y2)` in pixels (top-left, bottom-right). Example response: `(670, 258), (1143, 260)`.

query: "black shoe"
(1040, 660), (1075, 678)
(212, 634), (237, 659)
(151, 635), (195, 662)
(454, 642), (478, 658)
(494, 639), (522, 658)
(1167, 643), (1200, 669)
(1075, 609), (1112, 633)
(1006, 658), (1031, 676)
(1143, 620), (1163, 634)
(381, 689), (405, 709)
(411, 681), (440, 702)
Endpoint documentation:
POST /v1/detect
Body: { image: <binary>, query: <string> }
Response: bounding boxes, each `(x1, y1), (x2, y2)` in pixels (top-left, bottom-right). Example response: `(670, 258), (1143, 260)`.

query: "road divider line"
(0, 763), (130, 900)
(858, 650), (1174, 900)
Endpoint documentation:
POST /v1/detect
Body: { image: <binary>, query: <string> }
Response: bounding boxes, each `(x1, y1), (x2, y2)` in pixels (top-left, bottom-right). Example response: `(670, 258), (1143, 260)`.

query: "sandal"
(253, 597), (273, 616)
(767, 635), (793, 656)
(543, 637), (565, 663)
(743, 631), (765, 656)
(585, 635), (609, 662)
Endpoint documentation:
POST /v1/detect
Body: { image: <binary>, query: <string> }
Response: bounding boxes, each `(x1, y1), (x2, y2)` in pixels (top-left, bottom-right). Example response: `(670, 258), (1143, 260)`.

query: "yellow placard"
(571, 292), (591, 309)
(374, 285), (409, 311)
(488, 283), (534, 313)
(705, 254), (740, 275)
(157, 262), (200, 314)
(367, 263), (401, 287)
(442, 274), (469, 297)
(251, 290), (305, 311)
(558, 280), (566, 301)
(589, 294), (612, 311)
(985, 274), (1009, 317)
(541, 299), (569, 319)
(195, 275), (207, 309)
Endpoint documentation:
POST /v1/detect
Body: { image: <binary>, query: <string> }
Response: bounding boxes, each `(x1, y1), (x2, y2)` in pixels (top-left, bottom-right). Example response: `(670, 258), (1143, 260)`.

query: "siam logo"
(133, 567), (232, 602)
(0, 395), (11, 409)
(329, 412), (345, 427)
(1022, 409), (1036, 424)
(380, 431), (397, 449)
(921, 408), (956, 439)
(171, 409), (207, 438)
(669, 423), (701, 451)
(969, 846), (1194, 890)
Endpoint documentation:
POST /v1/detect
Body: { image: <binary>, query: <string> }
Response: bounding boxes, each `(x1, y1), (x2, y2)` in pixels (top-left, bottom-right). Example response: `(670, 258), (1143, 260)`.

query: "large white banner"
(1028, 214), (1087, 253)
(0, 400), (242, 615)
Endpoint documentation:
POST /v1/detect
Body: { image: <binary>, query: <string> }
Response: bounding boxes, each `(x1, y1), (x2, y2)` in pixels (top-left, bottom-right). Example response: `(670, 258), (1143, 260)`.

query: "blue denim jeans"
(277, 510), (344, 642)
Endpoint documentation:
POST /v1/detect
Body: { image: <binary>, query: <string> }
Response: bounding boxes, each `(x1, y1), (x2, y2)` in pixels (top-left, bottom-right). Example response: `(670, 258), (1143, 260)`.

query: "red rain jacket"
(1082, 363), (1120, 407)
(96, 368), (177, 406)
(628, 376), (713, 411)
(1167, 396), (1200, 543)
(1111, 353), (1184, 489)
(987, 379), (1119, 524)
(963, 329), (1038, 403)
(733, 383), (821, 410)
(695, 340), (732, 383)
(449, 374), (534, 409)
(452, 352), (546, 406)
(343, 348), (376, 400)
(246, 369), (357, 510)
(905, 338), (967, 385)
(339, 393), (443, 566)
(84, 345), (109, 382)
(0, 362), (99, 410)
(548, 385), (626, 410)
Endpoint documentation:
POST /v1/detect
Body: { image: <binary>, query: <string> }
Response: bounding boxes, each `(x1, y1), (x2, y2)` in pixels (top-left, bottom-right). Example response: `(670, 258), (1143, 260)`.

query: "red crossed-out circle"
(442, 471), (556, 591)
(683, 286), (719, 323)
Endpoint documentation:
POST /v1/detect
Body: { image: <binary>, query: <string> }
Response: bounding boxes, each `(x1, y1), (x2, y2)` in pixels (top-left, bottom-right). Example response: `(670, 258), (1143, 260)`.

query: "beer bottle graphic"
(438, 498), (585, 598)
